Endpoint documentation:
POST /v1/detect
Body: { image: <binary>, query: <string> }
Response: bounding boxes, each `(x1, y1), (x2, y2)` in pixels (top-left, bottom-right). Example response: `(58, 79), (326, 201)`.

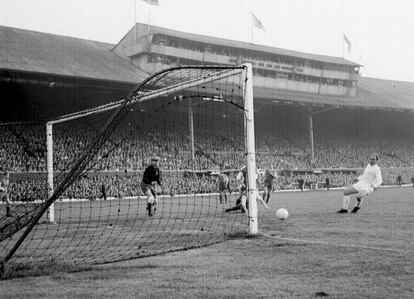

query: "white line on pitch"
(261, 232), (414, 254)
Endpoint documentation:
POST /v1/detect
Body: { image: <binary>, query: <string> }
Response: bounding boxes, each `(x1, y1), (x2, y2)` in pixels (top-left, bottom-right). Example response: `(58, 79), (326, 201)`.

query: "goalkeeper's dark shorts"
(264, 181), (272, 189)
(219, 182), (229, 192)
(141, 182), (156, 197)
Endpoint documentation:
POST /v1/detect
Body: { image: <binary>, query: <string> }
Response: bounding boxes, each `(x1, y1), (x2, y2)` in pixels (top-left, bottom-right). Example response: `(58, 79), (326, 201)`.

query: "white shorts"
(147, 192), (157, 204)
(352, 181), (373, 197)
(241, 195), (247, 207)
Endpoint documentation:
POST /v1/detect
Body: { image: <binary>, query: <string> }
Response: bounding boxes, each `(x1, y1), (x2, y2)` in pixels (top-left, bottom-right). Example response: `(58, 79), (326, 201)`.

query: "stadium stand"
(1, 25), (413, 200)
(2, 104), (413, 200)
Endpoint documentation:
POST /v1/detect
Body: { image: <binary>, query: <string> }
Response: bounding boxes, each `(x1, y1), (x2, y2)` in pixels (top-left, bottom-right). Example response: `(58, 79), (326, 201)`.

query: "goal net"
(0, 65), (258, 274)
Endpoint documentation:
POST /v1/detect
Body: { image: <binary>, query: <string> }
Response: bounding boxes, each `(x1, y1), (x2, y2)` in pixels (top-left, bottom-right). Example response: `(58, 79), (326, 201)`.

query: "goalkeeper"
(141, 156), (162, 217)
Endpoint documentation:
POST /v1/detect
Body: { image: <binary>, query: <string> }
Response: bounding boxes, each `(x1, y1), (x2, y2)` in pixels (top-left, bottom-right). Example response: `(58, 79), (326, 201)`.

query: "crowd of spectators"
(2, 121), (412, 173)
(1, 107), (414, 201)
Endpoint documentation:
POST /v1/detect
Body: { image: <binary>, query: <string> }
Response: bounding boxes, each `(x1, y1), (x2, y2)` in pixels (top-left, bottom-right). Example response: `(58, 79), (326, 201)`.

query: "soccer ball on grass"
(276, 208), (289, 220)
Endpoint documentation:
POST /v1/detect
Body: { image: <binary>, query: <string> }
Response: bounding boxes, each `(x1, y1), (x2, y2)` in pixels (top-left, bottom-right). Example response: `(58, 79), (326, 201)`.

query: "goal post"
(45, 123), (55, 224)
(243, 64), (258, 234)
(1, 64), (259, 274)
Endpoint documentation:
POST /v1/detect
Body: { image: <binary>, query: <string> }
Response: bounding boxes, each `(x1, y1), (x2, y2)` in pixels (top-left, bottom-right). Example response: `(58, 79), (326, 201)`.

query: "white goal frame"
(44, 64), (258, 233)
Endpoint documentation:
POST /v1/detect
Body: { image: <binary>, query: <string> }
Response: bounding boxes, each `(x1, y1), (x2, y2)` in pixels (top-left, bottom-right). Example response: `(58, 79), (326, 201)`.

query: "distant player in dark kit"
(396, 174), (402, 186)
(100, 184), (107, 200)
(325, 177), (330, 190)
(141, 156), (162, 217)
(218, 172), (230, 204)
(0, 170), (12, 217)
(298, 177), (304, 191)
(263, 169), (276, 203)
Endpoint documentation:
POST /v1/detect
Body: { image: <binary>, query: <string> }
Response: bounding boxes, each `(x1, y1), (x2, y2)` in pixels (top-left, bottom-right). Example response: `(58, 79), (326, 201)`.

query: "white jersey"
(236, 166), (247, 184)
(358, 164), (382, 188)
(0, 174), (9, 190)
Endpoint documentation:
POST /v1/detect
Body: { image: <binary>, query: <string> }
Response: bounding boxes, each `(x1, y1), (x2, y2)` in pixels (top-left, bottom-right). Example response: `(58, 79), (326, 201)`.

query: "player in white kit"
(337, 154), (382, 214)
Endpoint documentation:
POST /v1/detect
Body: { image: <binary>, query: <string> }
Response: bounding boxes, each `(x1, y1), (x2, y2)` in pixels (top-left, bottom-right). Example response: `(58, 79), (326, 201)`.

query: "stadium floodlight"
(0, 64), (258, 276)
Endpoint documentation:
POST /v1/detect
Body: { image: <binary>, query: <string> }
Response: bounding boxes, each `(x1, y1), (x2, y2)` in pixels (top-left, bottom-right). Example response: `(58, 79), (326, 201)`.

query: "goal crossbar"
(49, 67), (244, 125)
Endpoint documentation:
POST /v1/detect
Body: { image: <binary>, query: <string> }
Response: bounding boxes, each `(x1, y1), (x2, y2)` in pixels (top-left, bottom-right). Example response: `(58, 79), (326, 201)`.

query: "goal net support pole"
(243, 64), (258, 235)
(188, 98), (195, 160)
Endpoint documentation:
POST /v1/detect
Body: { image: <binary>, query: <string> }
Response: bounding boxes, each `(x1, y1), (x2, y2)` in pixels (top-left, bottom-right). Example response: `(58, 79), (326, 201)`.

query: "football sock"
(146, 203), (152, 216)
(225, 205), (240, 212)
(342, 195), (350, 210)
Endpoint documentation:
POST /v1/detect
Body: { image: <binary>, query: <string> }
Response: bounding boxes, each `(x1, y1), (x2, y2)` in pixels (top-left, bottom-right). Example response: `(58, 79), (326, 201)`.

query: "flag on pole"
(343, 33), (351, 53)
(142, 0), (159, 6)
(252, 13), (265, 31)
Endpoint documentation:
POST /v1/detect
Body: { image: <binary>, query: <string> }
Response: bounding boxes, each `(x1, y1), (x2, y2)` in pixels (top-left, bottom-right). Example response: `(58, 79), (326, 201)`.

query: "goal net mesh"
(0, 66), (253, 271)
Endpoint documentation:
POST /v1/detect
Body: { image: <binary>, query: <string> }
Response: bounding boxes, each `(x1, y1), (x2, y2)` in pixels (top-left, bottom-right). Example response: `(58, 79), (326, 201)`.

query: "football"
(276, 208), (289, 220)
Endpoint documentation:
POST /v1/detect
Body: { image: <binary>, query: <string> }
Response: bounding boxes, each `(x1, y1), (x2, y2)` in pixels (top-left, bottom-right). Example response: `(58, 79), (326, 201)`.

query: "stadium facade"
(113, 23), (414, 111)
(114, 23), (360, 97)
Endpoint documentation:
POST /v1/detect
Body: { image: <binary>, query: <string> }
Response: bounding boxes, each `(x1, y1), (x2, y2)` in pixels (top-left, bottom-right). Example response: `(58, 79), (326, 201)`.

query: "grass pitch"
(1, 186), (413, 298)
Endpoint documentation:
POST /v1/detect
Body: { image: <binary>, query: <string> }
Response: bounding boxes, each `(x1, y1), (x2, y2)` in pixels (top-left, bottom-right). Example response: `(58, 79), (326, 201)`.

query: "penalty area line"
(261, 232), (414, 254)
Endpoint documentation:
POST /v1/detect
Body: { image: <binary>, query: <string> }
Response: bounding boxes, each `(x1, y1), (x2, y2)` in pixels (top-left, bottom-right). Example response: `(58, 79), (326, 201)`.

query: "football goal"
(0, 64), (259, 275)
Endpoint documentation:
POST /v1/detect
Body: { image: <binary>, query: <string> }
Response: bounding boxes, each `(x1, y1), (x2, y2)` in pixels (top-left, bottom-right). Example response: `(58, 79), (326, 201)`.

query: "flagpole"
(358, 51), (363, 65)
(249, 0), (253, 43)
(147, 1), (151, 41)
(250, 12), (254, 44)
(147, 9), (151, 40)
(134, 0), (137, 43)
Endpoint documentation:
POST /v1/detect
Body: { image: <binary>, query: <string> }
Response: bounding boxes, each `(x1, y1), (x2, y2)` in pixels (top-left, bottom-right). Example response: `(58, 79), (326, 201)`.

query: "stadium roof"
(132, 22), (359, 67)
(0, 26), (148, 84)
(256, 78), (414, 111)
(357, 77), (414, 110)
(0, 25), (412, 112)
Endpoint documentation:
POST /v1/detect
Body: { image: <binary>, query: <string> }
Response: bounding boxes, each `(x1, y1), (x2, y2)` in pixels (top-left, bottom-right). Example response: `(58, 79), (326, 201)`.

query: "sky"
(0, 0), (413, 82)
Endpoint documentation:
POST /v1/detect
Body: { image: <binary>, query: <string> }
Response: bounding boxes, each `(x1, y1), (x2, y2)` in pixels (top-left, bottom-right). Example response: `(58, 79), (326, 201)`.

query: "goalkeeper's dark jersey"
(264, 171), (275, 186)
(142, 165), (161, 185)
